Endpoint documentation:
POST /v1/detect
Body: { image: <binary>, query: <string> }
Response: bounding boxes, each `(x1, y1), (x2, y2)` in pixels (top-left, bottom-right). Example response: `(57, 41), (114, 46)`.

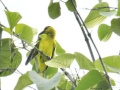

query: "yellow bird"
(25, 26), (56, 73)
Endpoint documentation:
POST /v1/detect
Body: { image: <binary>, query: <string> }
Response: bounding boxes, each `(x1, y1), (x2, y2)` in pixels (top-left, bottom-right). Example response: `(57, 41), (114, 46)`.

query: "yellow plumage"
(25, 26), (56, 73)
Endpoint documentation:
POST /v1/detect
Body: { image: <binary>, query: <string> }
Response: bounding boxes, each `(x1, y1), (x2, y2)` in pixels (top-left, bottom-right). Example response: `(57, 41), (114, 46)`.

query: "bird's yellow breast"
(37, 38), (55, 73)
(39, 39), (55, 58)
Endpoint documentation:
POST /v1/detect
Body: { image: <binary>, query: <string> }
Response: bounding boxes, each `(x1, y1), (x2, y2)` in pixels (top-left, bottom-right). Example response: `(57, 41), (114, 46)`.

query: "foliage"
(14, 72), (33, 90)
(75, 70), (109, 90)
(0, 38), (22, 76)
(98, 24), (112, 41)
(48, 1), (61, 19)
(94, 55), (120, 73)
(84, 2), (110, 28)
(0, 0), (120, 90)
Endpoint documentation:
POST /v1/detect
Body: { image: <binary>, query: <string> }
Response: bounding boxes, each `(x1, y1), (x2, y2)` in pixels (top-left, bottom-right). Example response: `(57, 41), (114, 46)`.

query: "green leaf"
(57, 75), (72, 90)
(117, 0), (120, 16)
(94, 60), (112, 72)
(14, 72), (33, 90)
(32, 28), (38, 36)
(94, 55), (120, 73)
(48, 2), (61, 19)
(65, 0), (77, 12)
(5, 11), (22, 30)
(110, 77), (115, 86)
(32, 59), (39, 72)
(111, 18), (120, 36)
(75, 70), (106, 90)
(56, 41), (66, 55)
(15, 24), (34, 44)
(0, 39), (11, 68)
(88, 71), (110, 89)
(92, 79), (109, 90)
(109, 77), (116, 86)
(45, 67), (58, 78)
(99, 10), (116, 17)
(45, 53), (75, 68)
(84, 2), (110, 28)
(74, 52), (95, 70)
(3, 27), (12, 35)
(0, 38), (22, 76)
(29, 71), (62, 90)
(1, 50), (22, 76)
(98, 24), (112, 41)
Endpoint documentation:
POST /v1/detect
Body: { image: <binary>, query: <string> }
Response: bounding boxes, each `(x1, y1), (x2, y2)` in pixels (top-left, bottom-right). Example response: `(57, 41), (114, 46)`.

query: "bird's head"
(38, 26), (56, 40)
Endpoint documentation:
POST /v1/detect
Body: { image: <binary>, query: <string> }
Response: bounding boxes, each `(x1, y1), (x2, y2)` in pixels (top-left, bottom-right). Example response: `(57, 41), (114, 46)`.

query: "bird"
(25, 26), (56, 74)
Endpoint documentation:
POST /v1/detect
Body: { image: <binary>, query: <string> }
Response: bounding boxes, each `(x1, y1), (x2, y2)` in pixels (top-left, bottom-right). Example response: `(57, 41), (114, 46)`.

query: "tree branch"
(70, 0), (112, 89)
(73, 11), (95, 61)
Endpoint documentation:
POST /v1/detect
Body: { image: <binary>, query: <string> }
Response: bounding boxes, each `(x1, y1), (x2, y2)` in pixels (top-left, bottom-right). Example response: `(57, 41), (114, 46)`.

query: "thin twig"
(60, 0), (65, 3)
(82, 7), (118, 11)
(75, 68), (80, 79)
(0, 0), (9, 11)
(70, 0), (112, 89)
(60, 68), (76, 88)
(0, 23), (5, 28)
(16, 69), (23, 75)
(21, 40), (30, 51)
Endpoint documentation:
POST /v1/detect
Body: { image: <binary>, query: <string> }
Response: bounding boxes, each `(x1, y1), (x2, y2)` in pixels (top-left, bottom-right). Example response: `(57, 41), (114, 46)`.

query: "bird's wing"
(51, 43), (56, 59)
(25, 42), (39, 65)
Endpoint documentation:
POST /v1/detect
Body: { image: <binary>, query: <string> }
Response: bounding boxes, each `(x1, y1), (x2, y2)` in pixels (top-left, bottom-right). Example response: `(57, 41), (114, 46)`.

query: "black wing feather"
(51, 44), (56, 59)
(25, 42), (39, 65)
